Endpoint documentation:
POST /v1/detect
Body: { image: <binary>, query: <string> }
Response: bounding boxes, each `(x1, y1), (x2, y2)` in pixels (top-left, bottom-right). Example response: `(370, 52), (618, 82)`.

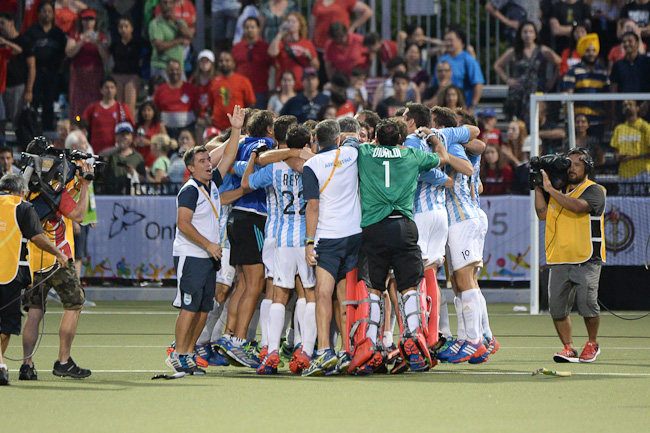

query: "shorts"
(362, 215), (423, 293)
(446, 218), (483, 272)
(227, 210), (266, 266)
(74, 224), (90, 259)
(315, 233), (362, 284)
(24, 260), (85, 311)
(477, 208), (488, 267)
(216, 248), (236, 287)
(173, 256), (218, 313)
(414, 209), (448, 267)
(548, 262), (601, 320)
(0, 267), (30, 335)
(262, 237), (275, 279)
(273, 246), (316, 289)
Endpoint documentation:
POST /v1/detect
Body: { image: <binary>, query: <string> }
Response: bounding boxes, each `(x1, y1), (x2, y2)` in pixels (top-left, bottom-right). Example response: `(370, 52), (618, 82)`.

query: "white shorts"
(216, 248), (236, 286)
(477, 208), (488, 268)
(273, 246), (316, 289)
(446, 218), (483, 272)
(262, 237), (275, 279)
(414, 208), (448, 267)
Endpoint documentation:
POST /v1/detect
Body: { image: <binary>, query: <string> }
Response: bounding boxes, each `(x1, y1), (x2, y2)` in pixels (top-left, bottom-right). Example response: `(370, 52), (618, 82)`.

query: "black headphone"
(566, 147), (594, 175)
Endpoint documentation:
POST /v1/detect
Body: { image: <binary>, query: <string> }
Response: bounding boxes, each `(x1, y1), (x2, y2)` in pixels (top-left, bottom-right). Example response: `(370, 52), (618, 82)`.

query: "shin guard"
(399, 279), (433, 368)
(424, 268), (439, 348)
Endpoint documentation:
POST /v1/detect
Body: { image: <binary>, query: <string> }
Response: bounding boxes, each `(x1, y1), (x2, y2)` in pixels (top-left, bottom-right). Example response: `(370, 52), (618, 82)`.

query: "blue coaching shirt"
(231, 136), (275, 215)
(432, 51), (485, 105)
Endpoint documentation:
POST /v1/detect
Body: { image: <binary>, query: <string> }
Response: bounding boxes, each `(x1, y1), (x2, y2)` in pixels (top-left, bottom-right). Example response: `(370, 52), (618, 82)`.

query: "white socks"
(211, 298), (230, 342)
(294, 297), (306, 346)
(268, 303), (286, 353)
(479, 290), (493, 340)
(461, 289), (482, 344)
(302, 302), (317, 356)
(403, 290), (420, 333)
(439, 292), (452, 339)
(197, 300), (222, 346)
(454, 295), (467, 341)
(260, 299), (272, 347)
(366, 293), (381, 344)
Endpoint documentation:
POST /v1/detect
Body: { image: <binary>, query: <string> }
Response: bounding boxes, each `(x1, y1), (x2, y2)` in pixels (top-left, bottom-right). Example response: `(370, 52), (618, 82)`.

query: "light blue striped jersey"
(233, 160), (280, 239)
(404, 133), (446, 213)
(436, 128), (480, 225)
(248, 161), (306, 247)
(468, 153), (481, 208)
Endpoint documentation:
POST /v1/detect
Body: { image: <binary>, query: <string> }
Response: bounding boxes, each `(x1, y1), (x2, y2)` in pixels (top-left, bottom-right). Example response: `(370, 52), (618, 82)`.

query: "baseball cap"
(198, 49), (215, 63)
(480, 108), (497, 118)
(79, 9), (97, 19)
(115, 122), (134, 134)
(203, 126), (220, 141)
(303, 66), (318, 77)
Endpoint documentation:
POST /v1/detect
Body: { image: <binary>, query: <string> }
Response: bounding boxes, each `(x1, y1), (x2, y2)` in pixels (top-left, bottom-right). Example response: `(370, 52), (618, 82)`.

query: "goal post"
(529, 92), (650, 315)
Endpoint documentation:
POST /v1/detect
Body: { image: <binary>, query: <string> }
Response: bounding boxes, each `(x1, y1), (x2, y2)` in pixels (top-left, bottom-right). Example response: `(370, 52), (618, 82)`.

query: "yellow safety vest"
(30, 215), (75, 271)
(0, 194), (30, 284)
(545, 179), (606, 265)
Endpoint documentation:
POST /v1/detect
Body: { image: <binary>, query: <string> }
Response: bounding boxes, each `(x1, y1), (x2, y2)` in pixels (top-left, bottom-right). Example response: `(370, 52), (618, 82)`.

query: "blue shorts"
(315, 233), (362, 284)
(173, 256), (218, 313)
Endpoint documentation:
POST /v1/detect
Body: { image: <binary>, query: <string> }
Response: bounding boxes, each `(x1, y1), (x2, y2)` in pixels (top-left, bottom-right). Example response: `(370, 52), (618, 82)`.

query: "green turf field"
(2, 301), (649, 432)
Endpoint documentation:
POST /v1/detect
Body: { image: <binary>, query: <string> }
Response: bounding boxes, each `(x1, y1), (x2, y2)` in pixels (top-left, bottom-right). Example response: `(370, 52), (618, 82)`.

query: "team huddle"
(166, 102), (498, 377)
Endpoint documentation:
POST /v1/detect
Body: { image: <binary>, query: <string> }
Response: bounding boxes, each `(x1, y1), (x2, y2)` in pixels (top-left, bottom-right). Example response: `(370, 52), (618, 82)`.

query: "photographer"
(0, 174), (67, 386)
(20, 138), (94, 380)
(534, 148), (606, 364)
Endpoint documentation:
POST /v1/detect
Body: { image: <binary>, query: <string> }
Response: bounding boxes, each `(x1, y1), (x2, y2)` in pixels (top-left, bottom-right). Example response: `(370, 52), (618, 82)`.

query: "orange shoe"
(258, 345), (268, 365)
(256, 350), (280, 375)
(579, 341), (600, 363)
(349, 338), (375, 374)
(553, 344), (579, 363)
(289, 351), (311, 374)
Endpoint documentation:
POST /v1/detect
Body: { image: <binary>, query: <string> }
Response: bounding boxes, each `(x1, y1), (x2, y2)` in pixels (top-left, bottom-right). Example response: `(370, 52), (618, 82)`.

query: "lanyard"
(319, 147), (341, 194)
(198, 184), (219, 220)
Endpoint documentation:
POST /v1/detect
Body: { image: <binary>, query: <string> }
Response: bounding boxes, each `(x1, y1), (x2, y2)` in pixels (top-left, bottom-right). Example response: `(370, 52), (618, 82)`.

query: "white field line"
(6, 369), (650, 377)
(29, 345), (650, 350)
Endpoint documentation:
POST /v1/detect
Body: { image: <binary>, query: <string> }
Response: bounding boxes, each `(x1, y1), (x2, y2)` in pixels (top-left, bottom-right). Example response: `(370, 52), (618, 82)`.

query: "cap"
(303, 66), (318, 77)
(203, 126), (220, 141)
(480, 108), (497, 118)
(79, 9), (97, 19)
(198, 49), (215, 63)
(115, 122), (134, 134)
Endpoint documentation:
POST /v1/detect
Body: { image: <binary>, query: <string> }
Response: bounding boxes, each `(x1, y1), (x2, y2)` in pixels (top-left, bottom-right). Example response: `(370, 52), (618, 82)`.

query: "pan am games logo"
(109, 203), (146, 239)
(604, 206), (634, 255)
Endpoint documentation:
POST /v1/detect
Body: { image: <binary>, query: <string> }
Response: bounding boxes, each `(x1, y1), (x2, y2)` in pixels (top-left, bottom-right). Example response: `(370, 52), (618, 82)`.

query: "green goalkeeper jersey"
(357, 143), (440, 227)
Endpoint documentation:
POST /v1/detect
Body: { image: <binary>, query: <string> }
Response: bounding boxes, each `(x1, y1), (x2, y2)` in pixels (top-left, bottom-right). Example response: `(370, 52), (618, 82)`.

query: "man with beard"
(610, 100), (650, 182)
(563, 34), (610, 137)
(208, 51), (256, 131)
(535, 148), (606, 363)
(610, 31), (650, 94)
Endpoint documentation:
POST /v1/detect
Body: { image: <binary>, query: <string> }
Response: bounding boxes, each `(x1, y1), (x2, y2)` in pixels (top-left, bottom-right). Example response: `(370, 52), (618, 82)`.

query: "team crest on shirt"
(219, 87), (231, 107)
(181, 94), (189, 104)
(183, 293), (192, 305)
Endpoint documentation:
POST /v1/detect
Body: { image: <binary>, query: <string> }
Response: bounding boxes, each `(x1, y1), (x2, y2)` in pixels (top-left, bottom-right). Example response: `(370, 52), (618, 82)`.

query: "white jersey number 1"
(383, 161), (390, 188)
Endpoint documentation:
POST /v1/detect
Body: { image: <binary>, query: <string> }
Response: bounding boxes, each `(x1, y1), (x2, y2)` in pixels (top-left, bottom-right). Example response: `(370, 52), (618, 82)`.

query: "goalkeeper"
(348, 118), (449, 374)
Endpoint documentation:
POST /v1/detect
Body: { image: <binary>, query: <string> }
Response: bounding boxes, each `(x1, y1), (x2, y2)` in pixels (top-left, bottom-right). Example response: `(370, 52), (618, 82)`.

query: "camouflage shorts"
(24, 260), (85, 311)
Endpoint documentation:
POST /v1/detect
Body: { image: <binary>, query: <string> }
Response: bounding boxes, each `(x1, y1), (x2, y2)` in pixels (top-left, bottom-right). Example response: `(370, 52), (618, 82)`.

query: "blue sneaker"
(226, 341), (260, 368)
(165, 352), (191, 376)
(213, 336), (230, 357)
(437, 338), (462, 362)
(220, 340), (245, 367)
(196, 344), (229, 367)
(302, 349), (338, 377)
(243, 340), (261, 364)
(447, 340), (488, 364)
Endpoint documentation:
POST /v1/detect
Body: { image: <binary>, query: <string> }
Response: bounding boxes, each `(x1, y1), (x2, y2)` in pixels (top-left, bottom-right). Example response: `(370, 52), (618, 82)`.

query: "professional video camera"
(529, 154), (571, 190)
(20, 136), (104, 220)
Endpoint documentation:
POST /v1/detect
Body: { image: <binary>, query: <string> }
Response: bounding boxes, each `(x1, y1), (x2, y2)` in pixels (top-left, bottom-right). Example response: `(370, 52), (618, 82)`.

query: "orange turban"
(577, 33), (600, 58)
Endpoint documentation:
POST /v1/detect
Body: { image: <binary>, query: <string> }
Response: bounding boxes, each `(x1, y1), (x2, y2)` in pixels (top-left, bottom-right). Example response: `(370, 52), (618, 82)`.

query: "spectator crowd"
(0, 0), (649, 196)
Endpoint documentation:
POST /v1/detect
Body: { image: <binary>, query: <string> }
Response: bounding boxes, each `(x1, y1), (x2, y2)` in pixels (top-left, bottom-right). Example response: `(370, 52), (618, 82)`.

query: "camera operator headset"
(17, 137), (95, 379)
(534, 147), (607, 363)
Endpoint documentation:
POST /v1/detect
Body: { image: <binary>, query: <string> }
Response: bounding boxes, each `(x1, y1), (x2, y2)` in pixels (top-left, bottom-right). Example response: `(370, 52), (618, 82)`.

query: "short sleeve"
(17, 202), (44, 239)
(248, 165), (274, 190)
(580, 184), (606, 216)
(415, 149), (440, 172)
(178, 186), (199, 211)
(302, 166), (320, 200)
(148, 19), (162, 41)
(563, 67), (576, 91)
(404, 135), (425, 151)
(212, 168), (223, 188)
(58, 190), (77, 217)
(233, 161), (248, 177)
(467, 56), (485, 86)
(418, 168), (448, 186)
(448, 142), (469, 161)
